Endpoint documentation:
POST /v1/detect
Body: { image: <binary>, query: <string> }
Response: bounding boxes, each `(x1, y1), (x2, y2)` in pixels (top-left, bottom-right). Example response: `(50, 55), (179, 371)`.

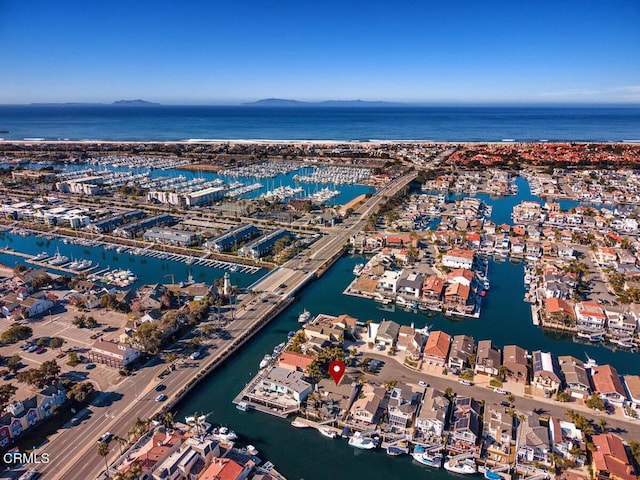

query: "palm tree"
(162, 411), (175, 429)
(598, 418), (608, 433)
(497, 365), (509, 382)
(186, 412), (209, 437)
(507, 393), (515, 405)
(97, 441), (110, 478)
(112, 435), (128, 456)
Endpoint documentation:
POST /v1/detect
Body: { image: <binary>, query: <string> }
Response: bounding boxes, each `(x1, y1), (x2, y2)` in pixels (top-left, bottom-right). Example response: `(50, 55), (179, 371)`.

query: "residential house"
(422, 275), (446, 304)
(591, 434), (636, 480)
(558, 356), (591, 399)
(623, 375), (640, 413)
(574, 301), (607, 332)
(444, 282), (473, 314)
(199, 458), (252, 480)
(532, 351), (562, 396)
(387, 383), (421, 429)
(475, 340), (501, 376)
(516, 413), (551, 466)
(502, 345), (529, 382)
(348, 384), (386, 425)
(450, 396), (482, 451)
(396, 272), (424, 300)
(442, 248), (474, 269)
(483, 404), (514, 463)
(376, 270), (400, 295)
(590, 365), (628, 405)
(423, 331), (451, 366)
(259, 367), (312, 406)
(277, 351), (315, 373)
(375, 320), (400, 347)
(546, 298), (576, 321)
(415, 388), (450, 438)
(448, 335), (476, 371)
(549, 417), (584, 464)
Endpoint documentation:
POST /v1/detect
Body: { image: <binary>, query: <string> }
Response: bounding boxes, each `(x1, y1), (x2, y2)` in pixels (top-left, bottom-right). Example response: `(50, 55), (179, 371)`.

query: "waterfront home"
(549, 417), (584, 464)
(423, 331), (451, 366)
(199, 457), (252, 480)
(396, 272), (424, 300)
(447, 335), (476, 371)
(330, 314), (358, 336)
(348, 383), (386, 425)
(421, 275), (445, 304)
(302, 323), (343, 344)
(591, 434), (637, 480)
(260, 367), (312, 406)
(531, 350), (563, 396)
(590, 365), (628, 406)
(483, 404), (514, 464)
(450, 396), (482, 453)
(148, 436), (220, 480)
(442, 248), (474, 269)
(623, 375), (640, 414)
(558, 356), (591, 399)
(474, 340), (501, 377)
(415, 388), (450, 438)
(277, 351), (314, 373)
(446, 268), (476, 287)
(545, 298), (576, 322)
(386, 383), (421, 429)
(89, 339), (141, 368)
(574, 301), (607, 332)
(375, 320), (401, 347)
(443, 282), (472, 314)
(502, 345), (529, 381)
(397, 326), (426, 361)
(376, 270), (401, 295)
(516, 413), (551, 466)
(543, 274), (575, 300)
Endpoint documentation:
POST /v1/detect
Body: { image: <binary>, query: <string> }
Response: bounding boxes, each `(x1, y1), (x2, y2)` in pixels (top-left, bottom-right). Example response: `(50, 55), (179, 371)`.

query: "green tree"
(67, 352), (80, 366)
(67, 382), (95, 404)
(50, 337), (65, 350)
(0, 383), (17, 410)
(0, 325), (33, 344)
(585, 393), (606, 411)
(97, 442), (110, 478)
(6, 354), (22, 373)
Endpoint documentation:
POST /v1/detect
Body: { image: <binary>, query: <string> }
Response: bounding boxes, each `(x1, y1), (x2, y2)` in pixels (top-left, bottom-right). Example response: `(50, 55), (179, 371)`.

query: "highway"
(22, 171), (417, 479)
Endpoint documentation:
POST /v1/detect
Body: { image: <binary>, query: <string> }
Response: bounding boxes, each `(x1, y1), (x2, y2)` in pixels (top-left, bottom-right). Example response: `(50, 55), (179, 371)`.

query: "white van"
(190, 351), (201, 360)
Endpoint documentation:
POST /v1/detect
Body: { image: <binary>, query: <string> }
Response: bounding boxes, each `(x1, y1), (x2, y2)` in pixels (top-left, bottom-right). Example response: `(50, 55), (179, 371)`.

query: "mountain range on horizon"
(242, 98), (405, 107)
(30, 99), (161, 107)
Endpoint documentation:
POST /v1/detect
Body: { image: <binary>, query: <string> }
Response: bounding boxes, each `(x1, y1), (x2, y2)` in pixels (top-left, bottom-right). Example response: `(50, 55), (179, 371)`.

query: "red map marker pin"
(328, 360), (346, 385)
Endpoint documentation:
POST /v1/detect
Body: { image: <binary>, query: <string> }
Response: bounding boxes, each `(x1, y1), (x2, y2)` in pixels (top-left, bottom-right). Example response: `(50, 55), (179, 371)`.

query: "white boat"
(229, 264), (240, 272)
(298, 309), (311, 324)
(216, 426), (238, 441)
(353, 263), (365, 276)
(246, 445), (259, 456)
(33, 251), (49, 261)
(48, 248), (69, 265)
(348, 432), (377, 450)
(236, 402), (254, 412)
(318, 427), (337, 439)
(291, 420), (310, 428)
(259, 354), (272, 369)
(584, 353), (598, 369)
(444, 457), (477, 475)
(412, 446), (443, 468)
(272, 342), (285, 355)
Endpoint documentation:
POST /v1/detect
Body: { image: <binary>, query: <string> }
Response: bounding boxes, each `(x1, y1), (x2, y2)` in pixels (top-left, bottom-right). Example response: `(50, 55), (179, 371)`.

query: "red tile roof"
(592, 434), (635, 480)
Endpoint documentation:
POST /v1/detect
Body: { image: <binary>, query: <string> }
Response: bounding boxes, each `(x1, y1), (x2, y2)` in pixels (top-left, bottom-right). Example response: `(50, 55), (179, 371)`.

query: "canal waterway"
(174, 178), (637, 480)
(0, 231), (264, 289)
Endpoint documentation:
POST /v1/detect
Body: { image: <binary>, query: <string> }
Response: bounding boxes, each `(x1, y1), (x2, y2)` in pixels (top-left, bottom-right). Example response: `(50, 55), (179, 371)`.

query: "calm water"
(1, 105), (640, 142)
(0, 232), (264, 289)
(175, 184), (639, 480)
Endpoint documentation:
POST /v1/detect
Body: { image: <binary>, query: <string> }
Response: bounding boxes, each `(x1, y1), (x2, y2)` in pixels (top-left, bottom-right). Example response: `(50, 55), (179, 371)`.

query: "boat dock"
(2, 248), (100, 275)
(531, 304), (540, 326)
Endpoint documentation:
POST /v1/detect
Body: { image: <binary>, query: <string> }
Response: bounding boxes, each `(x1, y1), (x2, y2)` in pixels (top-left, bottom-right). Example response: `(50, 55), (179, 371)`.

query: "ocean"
(1, 105), (639, 142)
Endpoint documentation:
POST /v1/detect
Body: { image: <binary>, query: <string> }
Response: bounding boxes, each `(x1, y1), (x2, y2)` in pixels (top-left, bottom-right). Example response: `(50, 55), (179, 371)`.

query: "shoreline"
(2, 139), (640, 146)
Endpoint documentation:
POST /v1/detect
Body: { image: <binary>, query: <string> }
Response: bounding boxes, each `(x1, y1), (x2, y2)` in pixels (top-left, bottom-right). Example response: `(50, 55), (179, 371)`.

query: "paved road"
(22, 172), (418, 479)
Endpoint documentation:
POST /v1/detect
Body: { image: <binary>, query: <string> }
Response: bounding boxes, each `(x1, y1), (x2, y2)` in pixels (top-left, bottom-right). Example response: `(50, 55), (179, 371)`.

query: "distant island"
(29, 99), (161, 107)
(243, 98), (404, 107)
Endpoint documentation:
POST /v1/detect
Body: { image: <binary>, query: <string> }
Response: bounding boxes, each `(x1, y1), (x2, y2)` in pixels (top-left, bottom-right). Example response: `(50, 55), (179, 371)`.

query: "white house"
(442, 248), (474, 269)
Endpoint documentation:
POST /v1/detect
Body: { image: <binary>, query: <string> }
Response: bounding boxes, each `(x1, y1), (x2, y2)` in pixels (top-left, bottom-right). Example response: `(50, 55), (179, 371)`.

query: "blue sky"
(0, 0), (639, 104)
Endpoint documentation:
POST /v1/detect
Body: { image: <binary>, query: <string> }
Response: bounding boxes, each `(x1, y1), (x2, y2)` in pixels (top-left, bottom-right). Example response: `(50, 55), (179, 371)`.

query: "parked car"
(418, 381), (429, 387)
(85, 363), (96, 370)
(97, 432), (112, 444)
(35, 346), (46, 354)
(189, 351), (201, 360)
(494, 388), (509, 395)
(459, 379), (474, 386)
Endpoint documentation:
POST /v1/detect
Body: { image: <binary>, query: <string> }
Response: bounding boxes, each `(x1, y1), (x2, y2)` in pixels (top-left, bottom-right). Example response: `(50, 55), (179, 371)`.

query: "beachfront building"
(415, 388), (450, 438)
(447, 335), (476, 371)
(348, 384), (386, 425)
(89, 339), (141, 368)
(574, 301), (607, 332)
(238, 228), (291, 259)
(423, 330), (451, 366)
(502, 345), (529, 382)
(531, 350), (562, 396)
(483, 404), (514, 464)
(386, 383), (421, 429)
(376, 270), (401, 295)
(450, 396), (482, 453)
(142, 227), (198, 247)
(591, 434), (637, 480)
(205, 224), (261, 253)
(475, 340), (502, 376)
(396, 272), (424, 300)
(590, 365), (628, 406)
